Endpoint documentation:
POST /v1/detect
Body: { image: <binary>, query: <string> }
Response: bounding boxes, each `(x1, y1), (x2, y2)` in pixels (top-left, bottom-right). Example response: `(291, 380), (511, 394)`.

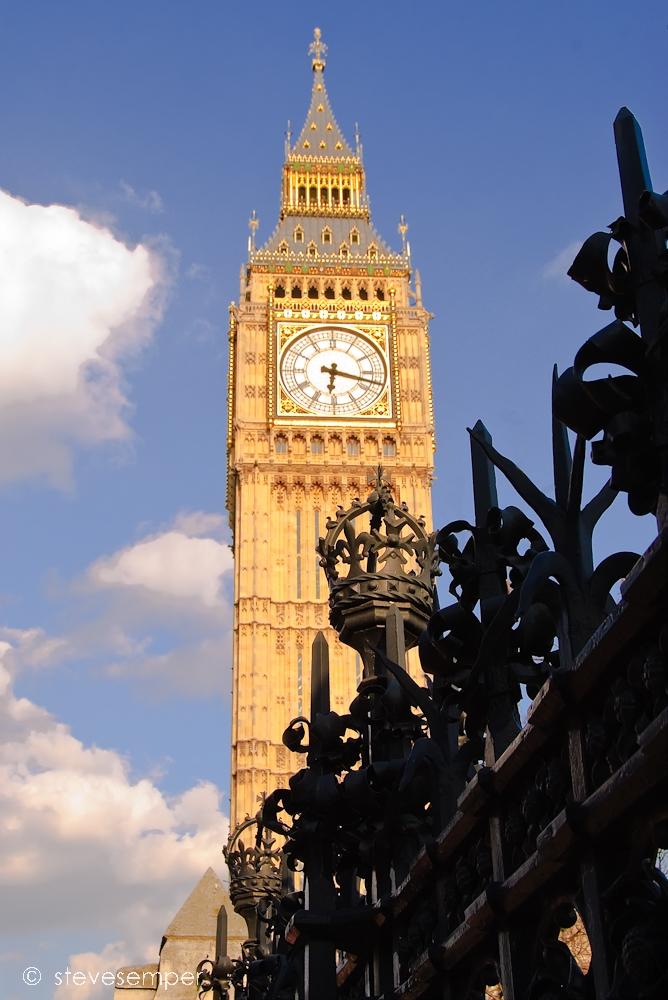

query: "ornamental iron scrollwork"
(554, 108), (668, 526)
(199, 108), (668, 1000)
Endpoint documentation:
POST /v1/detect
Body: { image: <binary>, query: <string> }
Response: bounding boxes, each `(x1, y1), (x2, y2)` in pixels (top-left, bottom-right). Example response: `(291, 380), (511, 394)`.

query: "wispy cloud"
(4, 512), (233, 699)
(186, 261), (212, 281)
(542, 240), (582, 281)
(119, 180), (164, 215)
(186, 317), (219, 343)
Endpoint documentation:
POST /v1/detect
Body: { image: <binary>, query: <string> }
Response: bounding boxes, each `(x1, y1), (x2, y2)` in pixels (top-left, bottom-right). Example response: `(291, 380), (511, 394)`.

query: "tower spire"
(289, 28), (355, 162)
(254, 29), (408, 257)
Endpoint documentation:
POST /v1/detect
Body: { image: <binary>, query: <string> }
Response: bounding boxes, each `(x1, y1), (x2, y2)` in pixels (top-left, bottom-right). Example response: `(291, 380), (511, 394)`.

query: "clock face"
(280, 326), (387, 416)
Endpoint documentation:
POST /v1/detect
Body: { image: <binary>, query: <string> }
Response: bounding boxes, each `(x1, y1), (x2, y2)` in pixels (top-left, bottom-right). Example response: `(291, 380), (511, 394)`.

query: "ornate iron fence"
(198, 109), (668, 1000)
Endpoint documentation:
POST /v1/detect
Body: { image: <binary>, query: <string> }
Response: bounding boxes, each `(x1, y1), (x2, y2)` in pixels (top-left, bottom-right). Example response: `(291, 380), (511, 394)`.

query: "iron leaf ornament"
(555, 109), (668, 525)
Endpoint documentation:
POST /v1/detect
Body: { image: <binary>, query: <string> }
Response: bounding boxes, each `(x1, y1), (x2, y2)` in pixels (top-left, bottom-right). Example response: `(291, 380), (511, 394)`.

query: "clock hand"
(320, 364), (383, 387)
(323, 362), (338, 393)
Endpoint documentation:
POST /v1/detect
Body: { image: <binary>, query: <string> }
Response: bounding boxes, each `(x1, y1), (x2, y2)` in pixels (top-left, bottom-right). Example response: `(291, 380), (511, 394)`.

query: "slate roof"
(252, 30), (406, 267)
(256, 213), (399, 261)
(291, 65), (355, 160)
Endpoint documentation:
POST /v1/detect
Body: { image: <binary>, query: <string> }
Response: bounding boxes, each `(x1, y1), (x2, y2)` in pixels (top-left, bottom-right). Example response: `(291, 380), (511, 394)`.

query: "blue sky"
(0, 2), (665, 996)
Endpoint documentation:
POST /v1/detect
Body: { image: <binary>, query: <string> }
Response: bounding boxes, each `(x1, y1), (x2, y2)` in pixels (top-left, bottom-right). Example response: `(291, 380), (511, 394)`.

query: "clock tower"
(228, 29), (435, 824)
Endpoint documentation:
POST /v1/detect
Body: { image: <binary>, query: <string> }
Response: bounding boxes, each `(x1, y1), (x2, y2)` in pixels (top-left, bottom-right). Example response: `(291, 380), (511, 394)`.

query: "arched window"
(298, 186), (306, 203)
(275, 435), (288, 455)
(341, 283), (352, 300)
(339, 243), (349, 260)
(294, 226), (304, 243)
(347, 437), (360, 458)
(307, 242), (318, 259)
(332, 187), (340, 205)
(275, 283), (285, 298)
(329, 435), (342, 456)
(291, 284), (302, 299)
(383, 437), (396, 458)
(358, 283), (369, 301)
(320, 186), (328, 204)
(311, 436), (324, 455)
(322, 227), (332, 245)
(368, 243), (378, 261)
(342, 187), (350, 205)
(278, 241), (288, 256)
(350, 228), (360, 246)
(324, 283), (335, 300)
(307, 283), (318, 299)
(309, 186), (317, 203)
(375, 285), (385, 301)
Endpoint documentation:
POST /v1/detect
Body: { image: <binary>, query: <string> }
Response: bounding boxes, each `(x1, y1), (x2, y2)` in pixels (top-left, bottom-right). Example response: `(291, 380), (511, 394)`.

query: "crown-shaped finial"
(316, 470), (438, 653)
(309, 27), (327, 71)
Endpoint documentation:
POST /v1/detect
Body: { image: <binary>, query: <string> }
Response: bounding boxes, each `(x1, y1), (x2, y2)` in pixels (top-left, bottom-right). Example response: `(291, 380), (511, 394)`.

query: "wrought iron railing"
(198, 108), (667, 1000)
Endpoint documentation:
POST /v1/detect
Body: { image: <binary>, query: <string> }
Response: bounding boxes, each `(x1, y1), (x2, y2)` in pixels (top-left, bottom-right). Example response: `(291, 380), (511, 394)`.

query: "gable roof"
(163, 867), (245, 941)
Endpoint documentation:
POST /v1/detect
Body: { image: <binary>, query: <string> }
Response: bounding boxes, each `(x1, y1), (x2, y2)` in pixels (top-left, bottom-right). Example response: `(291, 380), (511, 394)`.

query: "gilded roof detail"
(253, 28), (405, 268)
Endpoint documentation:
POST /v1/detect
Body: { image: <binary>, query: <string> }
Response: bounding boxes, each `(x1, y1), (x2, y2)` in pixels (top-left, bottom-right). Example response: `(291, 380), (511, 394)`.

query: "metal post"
(614, 109), (668, 526)
(304, 632), (337, 1000)
(215, 905), (228, 964)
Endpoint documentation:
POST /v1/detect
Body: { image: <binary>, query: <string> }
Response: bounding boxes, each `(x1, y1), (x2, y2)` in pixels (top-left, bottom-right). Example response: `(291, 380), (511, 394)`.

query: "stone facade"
(228, 30), (435, 824)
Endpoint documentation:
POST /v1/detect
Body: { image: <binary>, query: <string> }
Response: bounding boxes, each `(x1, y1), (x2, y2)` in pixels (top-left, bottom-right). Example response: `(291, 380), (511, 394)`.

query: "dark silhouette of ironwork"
(199, 110), (668, 1000)
(554, 108), (668, 527)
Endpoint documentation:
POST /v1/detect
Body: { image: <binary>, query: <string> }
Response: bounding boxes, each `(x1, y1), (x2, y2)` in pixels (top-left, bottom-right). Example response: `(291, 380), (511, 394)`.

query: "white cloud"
(0, 642), (228, 962)
(542, 240), (582, 281)
(1, 514), (233, 701)
(1, 514), (233, 706)
(89, 530), (232, 609)
(119, 180), (164, 215)
(54, 942), (130, 999)
(0, 189), (164, 488)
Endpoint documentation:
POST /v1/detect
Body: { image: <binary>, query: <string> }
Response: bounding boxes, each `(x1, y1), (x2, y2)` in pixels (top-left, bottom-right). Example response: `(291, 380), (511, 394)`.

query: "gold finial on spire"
(354, 122), (362, 157)
(398, 214), (408, 252)
(248, 209), (259, 254)
(309, 27), (327, 72)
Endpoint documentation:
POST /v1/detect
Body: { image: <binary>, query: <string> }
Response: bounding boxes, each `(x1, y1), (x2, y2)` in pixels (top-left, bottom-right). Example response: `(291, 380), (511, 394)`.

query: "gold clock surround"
(268, 292), (399, 426)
